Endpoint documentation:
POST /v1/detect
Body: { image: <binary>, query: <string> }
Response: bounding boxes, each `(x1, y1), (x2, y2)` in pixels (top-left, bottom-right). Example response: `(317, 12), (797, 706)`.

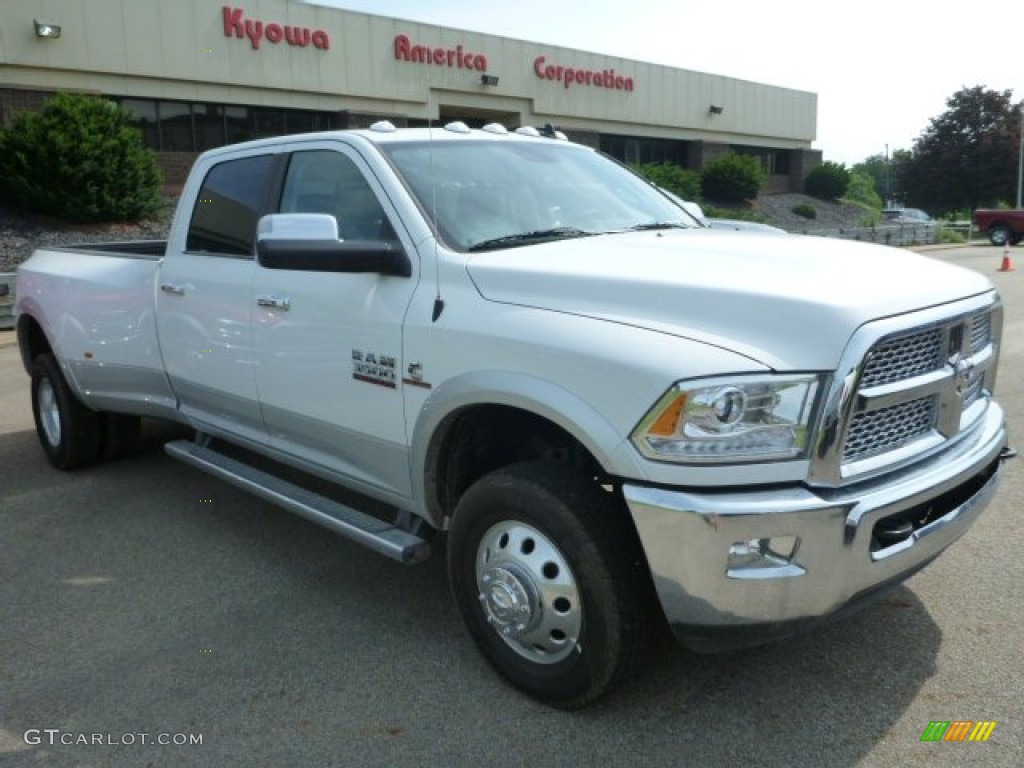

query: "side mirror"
(256, 213), (411, 277)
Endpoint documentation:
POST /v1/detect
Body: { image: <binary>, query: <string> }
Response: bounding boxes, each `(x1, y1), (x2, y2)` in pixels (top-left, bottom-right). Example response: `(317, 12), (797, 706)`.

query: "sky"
(301, 0), (1023, 166)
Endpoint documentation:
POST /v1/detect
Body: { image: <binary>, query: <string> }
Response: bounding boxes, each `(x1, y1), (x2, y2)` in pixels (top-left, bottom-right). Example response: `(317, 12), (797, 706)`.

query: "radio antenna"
(427, 89), (444, 322)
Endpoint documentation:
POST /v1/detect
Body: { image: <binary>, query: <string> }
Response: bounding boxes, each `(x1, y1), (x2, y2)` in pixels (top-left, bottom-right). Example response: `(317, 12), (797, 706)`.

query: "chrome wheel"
(476, 520), (582, 664)
(37, 377), (62, 447)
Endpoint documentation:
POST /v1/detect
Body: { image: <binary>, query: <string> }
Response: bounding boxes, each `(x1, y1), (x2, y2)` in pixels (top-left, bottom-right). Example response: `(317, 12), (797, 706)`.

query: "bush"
(700, 153), (764, 203)
(792, 203), (817, 219)
(631, 163), (701, 202)
(804, 161), (850, 201)
(702, 205), (771, 224)
(0, 93), (162, 222)
(843, 171), (882, 209)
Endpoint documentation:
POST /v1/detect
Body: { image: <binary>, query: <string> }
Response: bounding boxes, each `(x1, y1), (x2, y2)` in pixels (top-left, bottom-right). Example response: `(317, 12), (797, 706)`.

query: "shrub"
(843, 171), (882, 209)
(631, 163), (701, 202)
(939, 226), (967, 244)
(0, 93), (162, 222)
(702, 206), (771, 224)
(792, 203), (817, 219)
(700, 153), (764, 203)
(804, 161), (850, 201)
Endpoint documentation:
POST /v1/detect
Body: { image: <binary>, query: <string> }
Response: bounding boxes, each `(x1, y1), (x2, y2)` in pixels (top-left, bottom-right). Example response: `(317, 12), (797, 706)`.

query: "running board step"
(165, 439), (430, 565)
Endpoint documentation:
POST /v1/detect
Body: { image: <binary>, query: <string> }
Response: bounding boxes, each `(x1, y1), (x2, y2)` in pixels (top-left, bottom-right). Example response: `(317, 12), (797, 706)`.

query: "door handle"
(256, 294), (291, 311)
(160, 283), (185, 295)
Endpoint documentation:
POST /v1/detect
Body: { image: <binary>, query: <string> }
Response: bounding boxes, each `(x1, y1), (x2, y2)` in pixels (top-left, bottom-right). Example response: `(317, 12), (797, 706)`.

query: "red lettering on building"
(394, 34), (487, 72)
(532, 55), (634, 92)
(222, 6), (329, 51)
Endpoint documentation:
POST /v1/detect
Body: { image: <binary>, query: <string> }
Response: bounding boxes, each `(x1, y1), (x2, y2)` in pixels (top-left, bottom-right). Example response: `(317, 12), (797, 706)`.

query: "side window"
(280, 150), (393, 241)
(186, 154), (276, 255)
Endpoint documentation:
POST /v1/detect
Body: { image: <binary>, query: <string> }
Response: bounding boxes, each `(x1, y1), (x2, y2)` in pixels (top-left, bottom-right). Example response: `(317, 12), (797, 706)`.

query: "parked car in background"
(657, 189), (786, 233)
(972, 209), (1024, 246)
(708, 218), (786, 233)
(883, 208), (934, 224)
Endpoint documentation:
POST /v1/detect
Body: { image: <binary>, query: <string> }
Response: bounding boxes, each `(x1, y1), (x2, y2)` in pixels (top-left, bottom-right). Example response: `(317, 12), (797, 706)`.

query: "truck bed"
(43, 240), (168, 258)
(16, 243), (177, 417)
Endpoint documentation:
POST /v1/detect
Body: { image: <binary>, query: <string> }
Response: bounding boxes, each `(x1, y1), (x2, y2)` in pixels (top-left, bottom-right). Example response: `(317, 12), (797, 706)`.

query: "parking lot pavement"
(1, 245), (1022, 767)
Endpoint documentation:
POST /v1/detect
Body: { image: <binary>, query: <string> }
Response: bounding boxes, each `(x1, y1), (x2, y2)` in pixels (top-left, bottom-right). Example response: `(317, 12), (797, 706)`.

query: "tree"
(0, 92), (162, 222)
(844, 171), (883, 210)
(852, 154), (892, 205)
(898, 86), (1022, 214)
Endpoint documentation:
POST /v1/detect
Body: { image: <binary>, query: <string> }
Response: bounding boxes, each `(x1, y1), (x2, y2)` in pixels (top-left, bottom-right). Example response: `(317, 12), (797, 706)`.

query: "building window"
(121, 98), (158, 148)
(225, 106), (251, 144)
(159, 101), (193, 152)
(117, 97), (334, 152)
(732, 146), (791, 176)
(194, 103), (226, 150)
(599, 134), (686, 166)
(286, 111), (333, 134)
(252, 108), (285, 139)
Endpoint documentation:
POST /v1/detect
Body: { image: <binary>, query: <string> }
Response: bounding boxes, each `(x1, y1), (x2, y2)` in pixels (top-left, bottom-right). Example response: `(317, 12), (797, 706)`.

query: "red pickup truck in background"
(973, 209), (1024, 246)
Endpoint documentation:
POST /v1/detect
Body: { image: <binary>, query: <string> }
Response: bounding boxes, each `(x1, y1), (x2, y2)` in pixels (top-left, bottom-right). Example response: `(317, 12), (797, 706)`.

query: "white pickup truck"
(15, 122), (1010, 708)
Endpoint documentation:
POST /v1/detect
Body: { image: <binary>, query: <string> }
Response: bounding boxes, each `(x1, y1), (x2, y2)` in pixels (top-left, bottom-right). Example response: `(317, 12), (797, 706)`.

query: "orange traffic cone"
(999, 242), (1014, 272)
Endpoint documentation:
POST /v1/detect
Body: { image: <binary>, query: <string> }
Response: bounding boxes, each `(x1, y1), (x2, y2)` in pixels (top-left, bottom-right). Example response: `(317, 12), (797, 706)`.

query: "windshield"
(381, 139), (697, 251)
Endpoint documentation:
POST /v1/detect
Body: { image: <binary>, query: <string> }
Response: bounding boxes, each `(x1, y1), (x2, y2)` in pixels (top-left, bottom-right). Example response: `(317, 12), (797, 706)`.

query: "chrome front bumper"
(623, 403), (1008, 652)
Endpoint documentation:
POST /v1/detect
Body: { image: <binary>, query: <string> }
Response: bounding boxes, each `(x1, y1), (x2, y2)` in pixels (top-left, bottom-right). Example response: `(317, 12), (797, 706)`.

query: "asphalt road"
(1, 245), (1022, 768)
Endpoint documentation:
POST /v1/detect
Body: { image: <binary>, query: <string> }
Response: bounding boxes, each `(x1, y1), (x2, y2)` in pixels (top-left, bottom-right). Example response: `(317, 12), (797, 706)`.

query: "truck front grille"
(843, 397), (937, 462)
(839, 309), (996, 471)
(859, 328), (943, 388)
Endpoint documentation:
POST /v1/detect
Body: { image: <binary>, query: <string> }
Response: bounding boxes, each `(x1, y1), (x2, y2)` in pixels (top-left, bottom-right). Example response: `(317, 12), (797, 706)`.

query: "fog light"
(727, 536), (804, 580)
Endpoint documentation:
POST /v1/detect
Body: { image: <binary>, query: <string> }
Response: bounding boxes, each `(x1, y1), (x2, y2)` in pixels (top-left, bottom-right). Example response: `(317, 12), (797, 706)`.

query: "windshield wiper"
(621, 222), (693, 232)
(467, 227), (594, 252)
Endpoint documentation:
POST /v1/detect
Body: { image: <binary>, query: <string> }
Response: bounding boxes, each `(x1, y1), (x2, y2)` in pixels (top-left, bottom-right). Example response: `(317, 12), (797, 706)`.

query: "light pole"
(1017, 104), (1024, 208)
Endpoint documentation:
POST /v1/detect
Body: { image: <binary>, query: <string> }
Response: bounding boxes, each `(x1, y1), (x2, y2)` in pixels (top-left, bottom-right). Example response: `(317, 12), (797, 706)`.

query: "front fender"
(408, 369), (647, 526)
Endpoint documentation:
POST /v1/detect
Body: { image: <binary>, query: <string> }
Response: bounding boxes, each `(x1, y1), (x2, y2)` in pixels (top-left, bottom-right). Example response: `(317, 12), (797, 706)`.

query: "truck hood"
(465, 230), (994, 370)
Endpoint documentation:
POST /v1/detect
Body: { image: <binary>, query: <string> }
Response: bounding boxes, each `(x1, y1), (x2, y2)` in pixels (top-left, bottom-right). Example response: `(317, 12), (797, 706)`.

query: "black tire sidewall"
(448, 463), (630, 707)
(30, 354), (100, 470)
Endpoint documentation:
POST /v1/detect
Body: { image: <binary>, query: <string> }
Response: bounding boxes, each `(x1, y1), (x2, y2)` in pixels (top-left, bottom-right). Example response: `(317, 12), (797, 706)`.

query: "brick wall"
(156, 151), (201, 190)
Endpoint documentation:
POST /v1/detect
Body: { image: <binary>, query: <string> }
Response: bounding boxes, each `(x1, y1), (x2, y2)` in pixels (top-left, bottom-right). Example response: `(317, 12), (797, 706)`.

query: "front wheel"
(31, 353), (101, 470)
(988, 225), (1012, 246)
(447, 462), (655, 708)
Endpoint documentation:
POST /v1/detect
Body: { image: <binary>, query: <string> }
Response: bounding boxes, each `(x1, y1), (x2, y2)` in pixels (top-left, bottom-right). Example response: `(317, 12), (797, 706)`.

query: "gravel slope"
(0, 199), (177, 273)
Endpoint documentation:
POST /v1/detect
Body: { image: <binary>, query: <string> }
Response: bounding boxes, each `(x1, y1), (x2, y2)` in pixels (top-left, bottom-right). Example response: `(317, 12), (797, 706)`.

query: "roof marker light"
(482, 123), (508, 135)
(444, 121), (471, 134)
(369, 120), (397, 133)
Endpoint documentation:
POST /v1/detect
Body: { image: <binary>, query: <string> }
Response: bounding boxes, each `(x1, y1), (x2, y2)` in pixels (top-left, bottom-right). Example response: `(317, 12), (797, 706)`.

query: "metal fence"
(788, 222), (971, 247)
(0, 273), (15, 330)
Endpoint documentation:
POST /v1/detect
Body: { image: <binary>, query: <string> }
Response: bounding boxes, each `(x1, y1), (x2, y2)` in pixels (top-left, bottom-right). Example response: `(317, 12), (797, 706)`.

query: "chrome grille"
(838, 307), (997, 472)
(859, 328), (943, 388)
(970, 312), (991, 354)
(843, 397), (937, 462)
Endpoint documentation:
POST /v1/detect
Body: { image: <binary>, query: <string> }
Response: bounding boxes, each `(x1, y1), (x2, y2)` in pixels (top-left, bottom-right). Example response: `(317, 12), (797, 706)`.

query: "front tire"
(31, 353), (101, 470)
(988, 225), (1012, 246)
(448, 462), (654, 708)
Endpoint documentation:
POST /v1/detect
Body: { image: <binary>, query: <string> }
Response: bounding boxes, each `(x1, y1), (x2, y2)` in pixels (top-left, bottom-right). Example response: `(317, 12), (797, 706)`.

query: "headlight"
(631, 374), (822, 463)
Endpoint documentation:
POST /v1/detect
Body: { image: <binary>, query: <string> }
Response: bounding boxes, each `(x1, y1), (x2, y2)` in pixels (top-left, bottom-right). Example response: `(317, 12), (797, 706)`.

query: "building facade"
(1, 0), (821, 190)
